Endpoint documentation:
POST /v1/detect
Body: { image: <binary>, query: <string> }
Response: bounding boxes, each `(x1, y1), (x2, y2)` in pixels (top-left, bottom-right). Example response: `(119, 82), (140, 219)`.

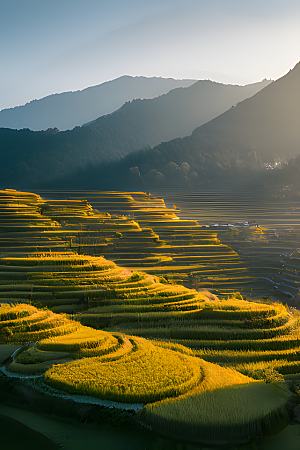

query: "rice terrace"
(2, 8), (300, 446)
(0, 188), (300, 450)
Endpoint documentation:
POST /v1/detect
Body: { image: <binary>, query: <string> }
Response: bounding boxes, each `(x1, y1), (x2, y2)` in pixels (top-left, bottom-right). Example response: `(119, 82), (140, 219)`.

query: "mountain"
(68, 63), (299, 190)
(0, 79), (270, 189)
(87, 79), (272, 142)
(0, 76), (196, 131)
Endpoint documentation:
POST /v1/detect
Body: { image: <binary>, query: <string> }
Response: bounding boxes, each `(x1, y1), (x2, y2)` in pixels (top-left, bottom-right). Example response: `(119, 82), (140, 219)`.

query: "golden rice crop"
(140, 381), (290, 442)
(1, 310), (51, 329)
(0, 304), (80, 344)
(139, 360), (290, 441)
(44, 336), (202, 403)
(233, 359), (300, 377)
(10, 322), (80, 344)
(38, 325), (119, 357)
(139, 359), (254, 427)
(0, 304), (118, 358)
(8, 357), (73, 375)
(194, 347), (300, 364)
(0, 303), (36, 321)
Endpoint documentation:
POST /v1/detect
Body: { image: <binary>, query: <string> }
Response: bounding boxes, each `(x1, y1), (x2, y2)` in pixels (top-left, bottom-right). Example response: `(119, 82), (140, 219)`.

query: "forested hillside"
(0, 76), (196, 131)
(63, 63), (299, 190)
(0, 79), (270, 189)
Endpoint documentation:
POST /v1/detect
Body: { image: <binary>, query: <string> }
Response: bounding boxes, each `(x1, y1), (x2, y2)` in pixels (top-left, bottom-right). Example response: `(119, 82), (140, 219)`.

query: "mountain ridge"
(54, 63), (300, 190)
(0, 76), (196, 131)
(0, 78), (270, 188)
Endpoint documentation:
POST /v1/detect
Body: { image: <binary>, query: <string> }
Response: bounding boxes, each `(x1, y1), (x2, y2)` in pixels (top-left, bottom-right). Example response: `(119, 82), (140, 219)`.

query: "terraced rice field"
(0, 302), (79, 344)
(139, 373), (290, 442)
(80, 282), (300, 381)
(45, 335), (202, 403)
(0, 302), (291, 442)
(0, 252), (131, 307)
(36, 189), (251, 290)
(0, 189), (151, 255)
(0, 302), (123, 374)
(3, 187), (299, 301)
(0, 189), (299, 443)
(1, 249), (299, 381)
(148, 186), (300, 300)
(271, 251), (300, 298)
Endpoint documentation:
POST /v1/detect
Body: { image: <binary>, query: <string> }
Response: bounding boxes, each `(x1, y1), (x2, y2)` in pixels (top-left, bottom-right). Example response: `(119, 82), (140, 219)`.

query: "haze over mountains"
(0, 76), (196, 131)
(0, 78), (270, 188)
(70, 63), (299, 190)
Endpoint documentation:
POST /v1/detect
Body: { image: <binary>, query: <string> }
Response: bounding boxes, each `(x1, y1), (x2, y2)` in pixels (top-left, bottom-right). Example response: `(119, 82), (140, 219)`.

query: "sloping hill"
(0, 76), (196, 131)
(0, 79), (270, 188)
(88, 79), (271, 143)
(74, 63), (299, 189)
(189, 62), (300, 163)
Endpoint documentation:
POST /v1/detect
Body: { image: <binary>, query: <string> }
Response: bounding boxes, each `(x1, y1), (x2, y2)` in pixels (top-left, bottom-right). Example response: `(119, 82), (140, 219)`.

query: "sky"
(1, 0), (300, 110)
